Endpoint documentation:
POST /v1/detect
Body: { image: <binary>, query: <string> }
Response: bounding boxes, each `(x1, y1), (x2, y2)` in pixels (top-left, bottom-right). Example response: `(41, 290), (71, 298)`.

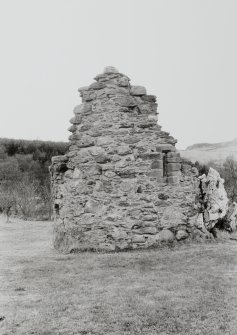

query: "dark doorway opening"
(54, 203), (60, 216)
(162, 150), (170, 177)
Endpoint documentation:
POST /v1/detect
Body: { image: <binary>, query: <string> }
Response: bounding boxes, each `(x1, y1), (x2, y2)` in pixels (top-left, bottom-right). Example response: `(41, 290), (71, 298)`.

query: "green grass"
(1, 216), (237, 334)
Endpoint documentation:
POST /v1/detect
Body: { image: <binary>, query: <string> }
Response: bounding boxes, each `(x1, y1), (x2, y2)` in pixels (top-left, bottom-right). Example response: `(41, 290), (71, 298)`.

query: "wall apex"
(103, 66), (119, 74)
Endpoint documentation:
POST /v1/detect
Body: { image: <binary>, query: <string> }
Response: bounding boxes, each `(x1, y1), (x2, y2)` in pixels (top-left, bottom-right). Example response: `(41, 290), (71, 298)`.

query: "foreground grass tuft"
(0, 217), (237, 334)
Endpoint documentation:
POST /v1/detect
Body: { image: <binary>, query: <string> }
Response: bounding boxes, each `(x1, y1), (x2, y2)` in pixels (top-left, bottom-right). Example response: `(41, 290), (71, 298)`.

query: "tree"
(0, 185), (16, 222)
(219, 156), (237, 203)
(14, 176), (40, 220)
(194, 161), (210, 176)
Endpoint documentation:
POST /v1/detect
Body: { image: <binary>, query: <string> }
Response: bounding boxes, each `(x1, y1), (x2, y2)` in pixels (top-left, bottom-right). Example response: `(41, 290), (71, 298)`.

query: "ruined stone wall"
(50, 67), (198, 252)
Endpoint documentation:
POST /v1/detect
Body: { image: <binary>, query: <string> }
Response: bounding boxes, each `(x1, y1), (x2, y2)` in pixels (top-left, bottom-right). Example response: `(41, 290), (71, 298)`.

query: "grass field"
(0, 216), (237, 335)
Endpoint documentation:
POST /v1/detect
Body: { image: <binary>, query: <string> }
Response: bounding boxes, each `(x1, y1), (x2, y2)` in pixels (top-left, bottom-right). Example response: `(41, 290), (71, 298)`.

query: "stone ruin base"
(51, 160), (237, 253)
(51, 159), (199, 253)
(50, 67), (235, 253)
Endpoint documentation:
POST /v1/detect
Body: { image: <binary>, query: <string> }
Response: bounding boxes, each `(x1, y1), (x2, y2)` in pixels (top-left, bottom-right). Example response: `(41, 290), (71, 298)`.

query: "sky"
(0, 0), (236, 149)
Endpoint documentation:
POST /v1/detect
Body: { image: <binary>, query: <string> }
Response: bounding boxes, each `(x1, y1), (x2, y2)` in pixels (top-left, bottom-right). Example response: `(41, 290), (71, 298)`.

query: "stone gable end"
(50, 67), (198, 252)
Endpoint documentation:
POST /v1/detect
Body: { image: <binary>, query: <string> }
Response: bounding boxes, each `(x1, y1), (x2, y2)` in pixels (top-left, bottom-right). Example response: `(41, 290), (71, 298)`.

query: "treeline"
(0, 137), (68, 160)
(0, 138), (69, 220)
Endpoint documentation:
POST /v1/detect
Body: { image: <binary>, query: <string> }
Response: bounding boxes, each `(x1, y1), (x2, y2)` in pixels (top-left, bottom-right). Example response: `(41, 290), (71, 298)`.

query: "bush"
(0, 138), (68, 220)
(219, 156), (237, 203)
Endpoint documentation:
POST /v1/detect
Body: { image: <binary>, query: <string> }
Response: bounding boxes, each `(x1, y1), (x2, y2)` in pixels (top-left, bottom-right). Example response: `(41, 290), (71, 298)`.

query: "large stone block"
(134, 227), (157, 235)
(68, 125), (77, 133)
(166, 163), (181, 172)
(77, 136), (95, 148)
(176, 230), (189, 240)
(52, 155), (68, 163)
(146, 169), (163, 178)
(117, 76), (130, 87)
(84, 199), (100, 213)
(160, 206), (187, 229)
(117, 145), (132, 156)
(156, 144), (176, 152)
(166, 152), (181, 163)
(167, 170), (181, 177)
(166, 156), (181, 163)
(140, 153), (162, 160)
(73, 103), (92, 115)
(94, 153), (110, 164)
(150, 160), (163, 169)
(88, 82), (106, 90)
(157, 230), (175, 242)
(130, 86), (147, 96)
(141, 95), (157, 102)
(132, 235), (146, 243)
(70, 114), (83, 124)
(103, 66), (119, 74)
(167, 176), (180, 184)
(167, 152), (180, 158)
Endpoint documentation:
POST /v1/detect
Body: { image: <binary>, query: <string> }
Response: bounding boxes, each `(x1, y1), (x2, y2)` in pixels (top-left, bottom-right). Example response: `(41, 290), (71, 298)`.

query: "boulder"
(176, 230), (189, 241)
(197, 168), (229, 230)
(157, 229), (175, 242)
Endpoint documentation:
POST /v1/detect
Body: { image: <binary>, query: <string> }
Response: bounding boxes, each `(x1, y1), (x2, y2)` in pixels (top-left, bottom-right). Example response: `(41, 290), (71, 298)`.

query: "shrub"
(0, 138), (68, 220)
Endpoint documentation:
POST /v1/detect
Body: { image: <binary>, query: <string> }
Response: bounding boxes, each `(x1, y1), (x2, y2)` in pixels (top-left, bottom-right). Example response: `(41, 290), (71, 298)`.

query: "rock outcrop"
(194, 167), (229, 236)
(50, 67), (199, 252)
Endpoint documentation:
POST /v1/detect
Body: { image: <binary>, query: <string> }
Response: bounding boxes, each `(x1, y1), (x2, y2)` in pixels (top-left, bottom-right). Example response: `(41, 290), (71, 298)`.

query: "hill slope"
(179, 138), (237, 163)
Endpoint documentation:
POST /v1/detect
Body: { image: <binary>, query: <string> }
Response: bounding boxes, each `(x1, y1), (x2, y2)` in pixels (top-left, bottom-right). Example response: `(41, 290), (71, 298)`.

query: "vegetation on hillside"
(0, 138), (68, 220)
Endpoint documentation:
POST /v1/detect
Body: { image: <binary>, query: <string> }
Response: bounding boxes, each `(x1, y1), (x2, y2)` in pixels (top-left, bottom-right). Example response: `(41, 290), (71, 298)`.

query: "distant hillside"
(179, 138), (237, 163)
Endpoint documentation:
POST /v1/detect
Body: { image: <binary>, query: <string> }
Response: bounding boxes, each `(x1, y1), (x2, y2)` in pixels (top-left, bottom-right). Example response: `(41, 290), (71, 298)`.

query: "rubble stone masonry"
(50, 67), (198, 252)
